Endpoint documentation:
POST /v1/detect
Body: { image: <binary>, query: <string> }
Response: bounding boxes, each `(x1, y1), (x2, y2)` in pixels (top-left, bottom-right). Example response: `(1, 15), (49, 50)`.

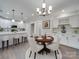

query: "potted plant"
(11, 25), (17, 32)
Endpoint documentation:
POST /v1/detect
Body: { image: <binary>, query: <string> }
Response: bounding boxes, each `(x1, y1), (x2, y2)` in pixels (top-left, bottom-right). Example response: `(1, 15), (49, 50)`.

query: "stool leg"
(34, 52), (36, 59)
(22, 36), (23, 43)
(24, 37), (27, 42)
(13, 38), (14, 46)
(18, 38), (19, 44)
(6, 40), (9, 48)
(2, 41), (5, 50)
(13, 38), (16, 46)
(24, 37), (26, 42)
(15, 38), (18, 45)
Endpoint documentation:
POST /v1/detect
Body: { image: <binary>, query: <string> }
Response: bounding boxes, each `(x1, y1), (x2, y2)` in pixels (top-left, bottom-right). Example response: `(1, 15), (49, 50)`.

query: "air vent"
(0, 10), (3, 12)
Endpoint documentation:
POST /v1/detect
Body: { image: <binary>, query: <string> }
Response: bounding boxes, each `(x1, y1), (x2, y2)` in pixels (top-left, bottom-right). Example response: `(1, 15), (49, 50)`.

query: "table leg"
(38, 44), (50, 54)
(55, 51), (57, 59)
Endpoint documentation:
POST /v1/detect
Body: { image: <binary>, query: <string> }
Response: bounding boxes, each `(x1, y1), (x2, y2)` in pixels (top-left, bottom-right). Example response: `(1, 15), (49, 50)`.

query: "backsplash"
(53, 24), (79, 41)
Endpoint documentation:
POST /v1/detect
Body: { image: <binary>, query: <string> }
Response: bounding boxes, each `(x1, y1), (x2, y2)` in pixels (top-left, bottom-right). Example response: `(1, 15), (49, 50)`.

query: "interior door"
(31, 23), (34, 35)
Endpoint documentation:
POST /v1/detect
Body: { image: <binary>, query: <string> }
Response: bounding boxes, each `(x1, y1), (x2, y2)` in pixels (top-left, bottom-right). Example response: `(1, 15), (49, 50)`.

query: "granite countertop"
(0, 31), (27, 35)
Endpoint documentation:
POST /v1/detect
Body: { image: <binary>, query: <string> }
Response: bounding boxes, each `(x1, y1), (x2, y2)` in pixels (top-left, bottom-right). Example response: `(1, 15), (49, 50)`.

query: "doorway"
(31, 23), (35, 35)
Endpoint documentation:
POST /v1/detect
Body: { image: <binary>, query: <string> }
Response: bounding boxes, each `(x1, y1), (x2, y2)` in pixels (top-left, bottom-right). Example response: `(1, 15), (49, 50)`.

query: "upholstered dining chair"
(47, 36), (60, 59)
(27, 36), (43, 59)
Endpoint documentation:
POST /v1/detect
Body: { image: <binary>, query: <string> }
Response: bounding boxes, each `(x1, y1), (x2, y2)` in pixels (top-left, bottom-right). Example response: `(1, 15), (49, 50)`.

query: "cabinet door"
(59, 18), (69, 25)
(52, 19), (59, 28)
(70, 15), (79, 27)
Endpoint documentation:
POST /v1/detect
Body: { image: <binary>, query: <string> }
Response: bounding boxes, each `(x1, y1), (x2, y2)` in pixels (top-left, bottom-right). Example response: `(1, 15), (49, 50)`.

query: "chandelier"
(36, 0), (52, 16)
(20, 12), (24, 23)
(12, 9), (15, 22)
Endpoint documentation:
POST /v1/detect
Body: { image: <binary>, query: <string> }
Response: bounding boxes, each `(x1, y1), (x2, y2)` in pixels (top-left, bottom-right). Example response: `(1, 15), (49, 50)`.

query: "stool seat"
(2, 36), (9, 41)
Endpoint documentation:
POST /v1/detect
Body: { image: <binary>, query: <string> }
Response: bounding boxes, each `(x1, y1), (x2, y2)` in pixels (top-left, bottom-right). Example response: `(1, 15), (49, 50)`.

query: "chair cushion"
(47, 37), (51, 39)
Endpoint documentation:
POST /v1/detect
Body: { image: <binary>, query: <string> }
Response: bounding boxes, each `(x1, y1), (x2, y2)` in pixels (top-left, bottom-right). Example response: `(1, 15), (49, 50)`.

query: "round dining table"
(35, 35), (54, 54)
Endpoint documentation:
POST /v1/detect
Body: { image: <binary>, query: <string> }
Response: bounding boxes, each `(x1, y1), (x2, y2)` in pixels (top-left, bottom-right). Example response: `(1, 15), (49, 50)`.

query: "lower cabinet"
(60, 34), (79, 49)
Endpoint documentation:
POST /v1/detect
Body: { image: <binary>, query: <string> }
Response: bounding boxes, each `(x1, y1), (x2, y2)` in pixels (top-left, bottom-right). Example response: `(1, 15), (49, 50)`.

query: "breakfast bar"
(0, 31), (27, 49)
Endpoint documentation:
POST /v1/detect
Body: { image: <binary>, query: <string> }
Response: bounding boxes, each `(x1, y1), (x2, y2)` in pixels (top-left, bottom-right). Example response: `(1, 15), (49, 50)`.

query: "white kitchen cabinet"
(0, 31), (27, 48)
(68, 35), (79, 49)
(59, 33), (79, 49)
(69, 15), (79, 28)
(52, 19), (59, 28)
(59, 18), (69, 25)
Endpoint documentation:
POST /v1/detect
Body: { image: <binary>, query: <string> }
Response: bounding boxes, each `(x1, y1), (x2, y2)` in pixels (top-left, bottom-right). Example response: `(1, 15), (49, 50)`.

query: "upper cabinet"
(58, 18), (69, 25)
(69, 15), (79, 28)
(52, 17), (69, 28)
(52, 19), (59, 28)
(51, 15), (79, 28)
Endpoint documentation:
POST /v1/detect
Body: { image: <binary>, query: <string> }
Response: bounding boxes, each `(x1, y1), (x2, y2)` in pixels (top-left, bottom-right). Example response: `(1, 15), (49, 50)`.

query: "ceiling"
(0, 0), (79, 22)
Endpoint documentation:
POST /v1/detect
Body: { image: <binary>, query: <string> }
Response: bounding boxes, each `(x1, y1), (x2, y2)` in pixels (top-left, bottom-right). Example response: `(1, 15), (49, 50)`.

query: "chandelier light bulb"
(42, 3), (46, 8)
(12, 19), (15, 22)
(39, 11), (42, 14)
(20, 21), (23, 24)
(36, 8), (40, 12)
(49, 5), (52, 10)
(48, 10), (51, 14)
(36, 0), (52, 16)
(43, 12), (46, 15)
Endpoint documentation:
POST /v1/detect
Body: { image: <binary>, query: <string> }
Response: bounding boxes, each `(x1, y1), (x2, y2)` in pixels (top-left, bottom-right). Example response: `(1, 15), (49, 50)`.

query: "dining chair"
(27, 36), (43, 59)
(47, 36), (60, 59)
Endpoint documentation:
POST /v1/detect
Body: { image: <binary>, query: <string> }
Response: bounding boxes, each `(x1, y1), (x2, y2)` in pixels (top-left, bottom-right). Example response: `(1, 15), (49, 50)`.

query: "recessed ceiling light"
(12, 19), (15, 22)
(20, 21), (23, 24)
(32, 13), (34, 16)
(62, 10), (65, 12)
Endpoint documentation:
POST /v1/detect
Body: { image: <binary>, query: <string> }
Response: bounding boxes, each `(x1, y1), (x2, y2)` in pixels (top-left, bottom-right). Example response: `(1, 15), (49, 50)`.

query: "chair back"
(47, 35), (60, 51)
(28, 37), (38, 52)
(53, 35), (60, 51)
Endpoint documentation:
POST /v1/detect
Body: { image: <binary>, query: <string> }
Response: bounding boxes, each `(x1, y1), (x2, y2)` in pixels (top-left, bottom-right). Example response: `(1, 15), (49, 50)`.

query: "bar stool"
(2, 35), (9, 50)
(13, 34), (20, 46)
(18, 33), (22, 44)
(9, 34), (14, 46)
(21, 33), (27, 43)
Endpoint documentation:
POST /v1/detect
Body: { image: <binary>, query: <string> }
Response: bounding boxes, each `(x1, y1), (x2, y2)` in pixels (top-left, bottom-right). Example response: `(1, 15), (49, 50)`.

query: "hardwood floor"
(60, 45), (79, 59)
(0, 43), (79, 59)
(0, 43), (29, 59)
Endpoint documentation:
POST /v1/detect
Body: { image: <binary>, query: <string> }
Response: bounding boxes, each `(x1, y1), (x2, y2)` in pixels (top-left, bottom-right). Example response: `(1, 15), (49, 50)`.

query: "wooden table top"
(35, 35), (54, 44)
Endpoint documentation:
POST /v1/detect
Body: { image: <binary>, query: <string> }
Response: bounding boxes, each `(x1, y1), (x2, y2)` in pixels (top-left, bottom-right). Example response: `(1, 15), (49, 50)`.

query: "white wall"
(26, 15), (59, 36)
(0, 18), (12, 28)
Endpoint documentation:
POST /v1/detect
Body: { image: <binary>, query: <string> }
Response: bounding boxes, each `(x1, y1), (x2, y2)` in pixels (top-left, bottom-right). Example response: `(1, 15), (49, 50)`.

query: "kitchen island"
(0, 31), (27, 48)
